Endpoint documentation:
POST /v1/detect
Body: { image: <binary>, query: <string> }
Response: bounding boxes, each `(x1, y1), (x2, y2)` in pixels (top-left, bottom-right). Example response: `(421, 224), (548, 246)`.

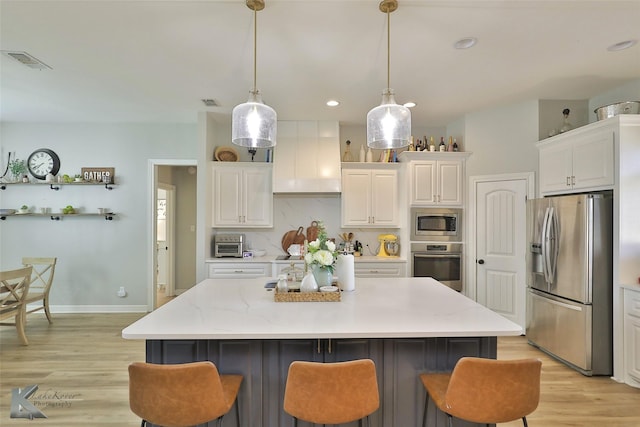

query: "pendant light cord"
(386, 8), (390, 90)
(253, 8), (258, 92)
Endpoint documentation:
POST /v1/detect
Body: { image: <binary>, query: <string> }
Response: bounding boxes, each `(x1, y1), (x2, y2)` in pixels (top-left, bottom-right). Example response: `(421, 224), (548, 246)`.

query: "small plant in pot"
(19, 204), (29, 214)
(8, 159), (27, 182)
(74, 174), (83, 182)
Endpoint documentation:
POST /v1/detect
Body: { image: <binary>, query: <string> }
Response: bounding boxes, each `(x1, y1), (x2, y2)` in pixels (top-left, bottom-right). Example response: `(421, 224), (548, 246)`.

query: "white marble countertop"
(206, 255), (406, 263)
(122, 277), (521, 340)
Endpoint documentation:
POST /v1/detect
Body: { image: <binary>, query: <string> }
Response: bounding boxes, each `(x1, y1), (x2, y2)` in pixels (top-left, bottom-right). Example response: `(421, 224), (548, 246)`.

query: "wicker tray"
(274, 288), (341, 302)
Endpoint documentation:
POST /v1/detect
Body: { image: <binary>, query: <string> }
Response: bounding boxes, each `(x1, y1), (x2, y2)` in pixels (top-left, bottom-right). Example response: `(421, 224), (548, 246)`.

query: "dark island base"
(145, 336), (497, 427)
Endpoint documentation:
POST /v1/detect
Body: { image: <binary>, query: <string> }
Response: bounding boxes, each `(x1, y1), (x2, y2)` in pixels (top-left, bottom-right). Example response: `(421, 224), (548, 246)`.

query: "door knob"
(477, 259), (485, 264)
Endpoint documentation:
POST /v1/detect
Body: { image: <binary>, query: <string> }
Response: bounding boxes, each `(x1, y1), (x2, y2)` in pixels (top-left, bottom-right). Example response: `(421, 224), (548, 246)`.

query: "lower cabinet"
(624, 288), (640, 388)
(146, 336), (496, 427)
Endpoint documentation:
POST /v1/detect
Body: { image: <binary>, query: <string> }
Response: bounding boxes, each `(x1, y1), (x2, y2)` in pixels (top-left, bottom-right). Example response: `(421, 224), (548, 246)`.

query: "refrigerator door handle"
(548, 206), (559, 282)
(541, 206), (551, 284)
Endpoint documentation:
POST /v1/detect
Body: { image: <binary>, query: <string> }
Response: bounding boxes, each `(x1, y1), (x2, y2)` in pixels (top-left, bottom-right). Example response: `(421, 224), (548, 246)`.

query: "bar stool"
(283, 359), (380, 427)
(128, 361), (242, 427)
(420, 357), (541, 427)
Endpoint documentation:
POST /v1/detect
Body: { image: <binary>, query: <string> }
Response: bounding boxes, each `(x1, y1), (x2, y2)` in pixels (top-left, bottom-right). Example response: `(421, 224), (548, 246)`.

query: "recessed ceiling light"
(403, 102), (416, 108)
(607, 39), (637, 51)
(326, 100), (340, 107)
(454, 37), (477, 49)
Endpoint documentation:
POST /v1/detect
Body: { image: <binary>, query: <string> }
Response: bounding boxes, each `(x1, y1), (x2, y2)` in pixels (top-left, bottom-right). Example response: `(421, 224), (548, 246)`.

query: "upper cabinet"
(212, 163), (273, 228)
(399, 152), (470, 206)
(273, 121), (341, 193)
(341, 164), (399, 228)
(538, 125), (614, 195)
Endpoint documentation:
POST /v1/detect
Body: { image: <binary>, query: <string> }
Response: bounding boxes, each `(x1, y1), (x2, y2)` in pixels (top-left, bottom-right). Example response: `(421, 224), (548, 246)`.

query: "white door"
(157, 184), (175, 298)
(474, 176), (531, 329)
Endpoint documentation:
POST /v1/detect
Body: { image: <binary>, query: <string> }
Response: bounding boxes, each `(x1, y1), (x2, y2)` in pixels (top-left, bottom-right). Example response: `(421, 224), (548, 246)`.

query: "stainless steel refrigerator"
(526, 192), (612, 376)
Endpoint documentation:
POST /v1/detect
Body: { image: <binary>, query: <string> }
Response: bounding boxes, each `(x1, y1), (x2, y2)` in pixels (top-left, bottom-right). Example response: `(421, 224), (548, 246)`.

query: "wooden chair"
(128, 361), (242, 427)
(420, 357), (542, 427)
(0, 266), (33, 345)
(22, 257), (57, 323)
(283, 359), (380, 427)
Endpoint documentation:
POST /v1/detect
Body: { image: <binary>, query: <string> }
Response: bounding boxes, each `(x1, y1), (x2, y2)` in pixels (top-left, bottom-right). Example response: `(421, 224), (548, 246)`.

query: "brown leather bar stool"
(420, 357), (541, 427)
(284, 359), (380, 427)
(128, 361), (242, 427)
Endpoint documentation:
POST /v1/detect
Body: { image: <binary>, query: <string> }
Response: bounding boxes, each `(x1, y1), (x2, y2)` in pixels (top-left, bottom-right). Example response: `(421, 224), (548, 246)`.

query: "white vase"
(300, 272), (318, 293)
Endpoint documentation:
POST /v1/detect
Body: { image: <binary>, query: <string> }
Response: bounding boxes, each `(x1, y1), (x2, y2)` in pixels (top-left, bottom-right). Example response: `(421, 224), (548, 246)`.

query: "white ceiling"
(1, 0), (639, 127)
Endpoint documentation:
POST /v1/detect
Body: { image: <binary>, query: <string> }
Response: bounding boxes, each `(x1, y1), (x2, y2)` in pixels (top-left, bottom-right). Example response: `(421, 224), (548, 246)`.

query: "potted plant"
(19, 204), (29, 214)
(74, 174), (83, 182)
(8, 159), (27, 182)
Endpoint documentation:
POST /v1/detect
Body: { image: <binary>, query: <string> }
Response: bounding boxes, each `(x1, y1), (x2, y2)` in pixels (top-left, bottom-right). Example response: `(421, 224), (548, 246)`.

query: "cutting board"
(281, 227), (305, 252)
(306, 220), (319, 242)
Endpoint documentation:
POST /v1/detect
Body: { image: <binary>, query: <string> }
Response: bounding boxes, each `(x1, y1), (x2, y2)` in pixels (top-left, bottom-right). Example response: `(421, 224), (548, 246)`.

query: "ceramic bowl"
(319, 286), (339, 293)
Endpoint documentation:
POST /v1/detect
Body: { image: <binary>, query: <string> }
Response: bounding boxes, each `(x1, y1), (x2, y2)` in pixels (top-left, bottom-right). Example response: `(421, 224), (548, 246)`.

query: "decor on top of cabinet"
(214, 146), (239, 162)
(304, 221), (338, 287)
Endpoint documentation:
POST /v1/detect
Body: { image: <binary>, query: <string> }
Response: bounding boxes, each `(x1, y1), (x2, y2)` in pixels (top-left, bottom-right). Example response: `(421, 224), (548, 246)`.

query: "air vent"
(201, 99), (218, 107)
(2, 51), (52, 70)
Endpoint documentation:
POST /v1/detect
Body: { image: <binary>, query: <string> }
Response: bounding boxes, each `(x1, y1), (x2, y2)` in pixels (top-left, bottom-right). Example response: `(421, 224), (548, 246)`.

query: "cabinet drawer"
(355, 265), (405, 278)
(208, 263), (270, 278)
(625, 289), (640, 318)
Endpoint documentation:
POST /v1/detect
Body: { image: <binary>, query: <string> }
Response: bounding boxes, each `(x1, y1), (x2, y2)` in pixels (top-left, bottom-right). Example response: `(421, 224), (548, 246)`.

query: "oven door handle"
(413, 253), (461, 259)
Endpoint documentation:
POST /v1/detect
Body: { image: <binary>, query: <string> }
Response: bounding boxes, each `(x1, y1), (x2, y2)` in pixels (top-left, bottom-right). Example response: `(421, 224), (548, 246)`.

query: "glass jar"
(276, 274), (288, 293)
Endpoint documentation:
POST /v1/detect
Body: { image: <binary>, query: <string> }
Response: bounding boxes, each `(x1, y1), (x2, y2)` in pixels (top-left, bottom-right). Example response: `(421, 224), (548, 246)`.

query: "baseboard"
(48, 305), (149, 313)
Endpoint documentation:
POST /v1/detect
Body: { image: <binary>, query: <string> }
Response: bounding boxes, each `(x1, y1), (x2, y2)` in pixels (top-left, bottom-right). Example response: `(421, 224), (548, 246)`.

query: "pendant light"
(366, 0), (411, 149)
(232, 0), (277, 148)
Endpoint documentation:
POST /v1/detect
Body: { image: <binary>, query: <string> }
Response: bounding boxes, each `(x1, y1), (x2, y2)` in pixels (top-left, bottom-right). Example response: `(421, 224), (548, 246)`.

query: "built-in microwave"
(410, 208), (462, 242)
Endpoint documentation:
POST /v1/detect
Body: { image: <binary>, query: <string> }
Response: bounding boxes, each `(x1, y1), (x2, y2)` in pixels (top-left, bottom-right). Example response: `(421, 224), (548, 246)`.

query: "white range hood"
(273, 120), (342, 193)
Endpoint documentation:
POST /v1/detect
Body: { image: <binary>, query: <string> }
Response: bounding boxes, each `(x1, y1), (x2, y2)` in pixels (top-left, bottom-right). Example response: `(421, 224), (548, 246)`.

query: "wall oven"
(411, 207), (462, 241)
(411, 243), (463, 291)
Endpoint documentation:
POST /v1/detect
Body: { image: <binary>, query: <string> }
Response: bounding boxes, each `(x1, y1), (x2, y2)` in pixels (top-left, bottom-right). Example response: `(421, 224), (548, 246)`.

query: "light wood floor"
(1, 313), (639, 426)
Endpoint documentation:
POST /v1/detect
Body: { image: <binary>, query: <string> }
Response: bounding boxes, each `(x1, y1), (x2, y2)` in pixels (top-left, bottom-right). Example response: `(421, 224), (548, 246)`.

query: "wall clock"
(27, 148), (61, 180)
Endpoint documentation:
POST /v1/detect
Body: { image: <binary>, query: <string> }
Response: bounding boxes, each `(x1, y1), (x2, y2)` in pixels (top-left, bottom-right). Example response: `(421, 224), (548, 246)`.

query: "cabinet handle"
(317, 339), (321, 354)
(234, 270), (244, 273)
(371, 217), (375, 223)
(327, 339), (332, 354)
(566, 176), (571, 186)
(571, 176), (575, 186)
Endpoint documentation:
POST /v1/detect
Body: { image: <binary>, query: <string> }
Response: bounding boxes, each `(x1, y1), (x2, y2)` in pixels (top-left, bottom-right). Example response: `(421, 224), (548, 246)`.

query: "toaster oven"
(213, 233), (245, 258)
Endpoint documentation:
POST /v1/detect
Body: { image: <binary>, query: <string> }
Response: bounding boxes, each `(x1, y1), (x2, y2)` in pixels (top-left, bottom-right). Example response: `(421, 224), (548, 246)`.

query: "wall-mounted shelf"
(0, 181), (115, 190)
(0, 213), (116, 221)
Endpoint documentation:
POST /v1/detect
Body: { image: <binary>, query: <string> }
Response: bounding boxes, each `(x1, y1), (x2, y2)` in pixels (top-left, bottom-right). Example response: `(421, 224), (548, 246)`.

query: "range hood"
(273, 121), (342, 193)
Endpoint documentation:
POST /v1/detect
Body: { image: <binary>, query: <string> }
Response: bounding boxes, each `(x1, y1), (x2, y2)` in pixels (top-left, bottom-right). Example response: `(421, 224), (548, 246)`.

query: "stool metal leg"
(422, 394), (429, 427)
(522, 416), (528, 427)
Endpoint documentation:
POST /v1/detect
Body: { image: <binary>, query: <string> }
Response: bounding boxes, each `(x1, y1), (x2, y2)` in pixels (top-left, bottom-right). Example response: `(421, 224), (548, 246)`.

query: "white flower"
(304, 253), (313, 264)
(314, 250), (335, 266)
(326, 240), (336, 252)
(308, 239), (320, 250)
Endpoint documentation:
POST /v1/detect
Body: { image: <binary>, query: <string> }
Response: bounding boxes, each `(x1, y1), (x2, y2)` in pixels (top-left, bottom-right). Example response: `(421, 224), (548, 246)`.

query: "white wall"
(0, 123), (196, 311)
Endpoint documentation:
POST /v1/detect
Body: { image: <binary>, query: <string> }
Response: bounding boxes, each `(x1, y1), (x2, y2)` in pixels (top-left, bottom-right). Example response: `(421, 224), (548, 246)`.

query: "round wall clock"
(27, 148), (61, 180)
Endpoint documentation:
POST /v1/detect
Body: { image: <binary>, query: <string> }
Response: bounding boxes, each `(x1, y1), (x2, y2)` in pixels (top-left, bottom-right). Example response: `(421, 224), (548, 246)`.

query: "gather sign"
(81, 167), (115, 183)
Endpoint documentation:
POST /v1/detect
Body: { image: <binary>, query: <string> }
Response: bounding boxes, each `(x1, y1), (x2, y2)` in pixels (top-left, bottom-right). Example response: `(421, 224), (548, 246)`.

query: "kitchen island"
(123, 277), (521, 427)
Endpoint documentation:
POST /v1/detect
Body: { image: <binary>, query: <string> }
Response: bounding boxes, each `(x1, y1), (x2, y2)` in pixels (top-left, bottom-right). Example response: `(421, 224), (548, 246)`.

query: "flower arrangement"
(304, 221), (338, 273)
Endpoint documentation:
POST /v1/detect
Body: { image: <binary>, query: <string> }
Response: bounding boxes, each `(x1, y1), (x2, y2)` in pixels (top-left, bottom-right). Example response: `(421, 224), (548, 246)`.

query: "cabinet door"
(243, 167), (273, 226)
(342, 169), (372, 226)
(437, 160), (463, 205)
(213, 166), (243, 226)
(370, 170), (398, 226)
(572, 128), (614, 191)
(539, 142), (573, 194)
(410, 161), (437, 205)
(624, 290), (640, 387)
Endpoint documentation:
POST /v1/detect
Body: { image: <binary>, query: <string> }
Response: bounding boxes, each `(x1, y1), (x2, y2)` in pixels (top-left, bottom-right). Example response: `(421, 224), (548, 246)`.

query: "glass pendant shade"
(367, 89), (411, 149)
(232, 90), (277, 148)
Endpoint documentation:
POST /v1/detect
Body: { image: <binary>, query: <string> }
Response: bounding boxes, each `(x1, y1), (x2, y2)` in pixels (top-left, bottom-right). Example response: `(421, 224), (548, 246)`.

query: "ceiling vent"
(2, 51), (52, 70)
(201, 99), (218, 107)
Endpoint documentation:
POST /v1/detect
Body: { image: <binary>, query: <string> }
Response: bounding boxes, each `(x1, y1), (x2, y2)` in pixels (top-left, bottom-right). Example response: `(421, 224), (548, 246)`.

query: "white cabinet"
(624, 288), (640, 388)
(398, 152), (469, 207)
(341, 165), (399, 227)
(207, 262), (271, 278)
(212, 163), (273, 227)
(538, 125), (614, 194)
(354, 261), (406, 278)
